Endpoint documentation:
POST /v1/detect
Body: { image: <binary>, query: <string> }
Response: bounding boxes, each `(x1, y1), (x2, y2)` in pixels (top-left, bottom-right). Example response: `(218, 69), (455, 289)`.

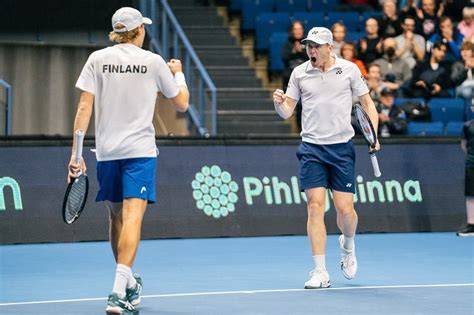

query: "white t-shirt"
(286, 55), (369, 145)
(76, 43), (179, 161)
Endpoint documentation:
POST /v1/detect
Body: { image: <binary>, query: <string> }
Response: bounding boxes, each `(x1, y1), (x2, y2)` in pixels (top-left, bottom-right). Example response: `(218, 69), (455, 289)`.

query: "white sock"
(343, 235), (355, 251)
(112, 264), (131, 298)
(313, 255), (326, 271)
(127, 271), (137, 289)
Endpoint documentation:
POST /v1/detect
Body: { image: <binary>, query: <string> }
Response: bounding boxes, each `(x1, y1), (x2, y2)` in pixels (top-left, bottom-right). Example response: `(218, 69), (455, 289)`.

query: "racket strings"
(65, 178), (87, 221)
(355, 109), (375, 144)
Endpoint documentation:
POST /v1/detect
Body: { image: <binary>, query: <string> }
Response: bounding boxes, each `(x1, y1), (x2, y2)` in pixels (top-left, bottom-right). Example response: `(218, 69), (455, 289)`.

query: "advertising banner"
(0, 143), (465, 244)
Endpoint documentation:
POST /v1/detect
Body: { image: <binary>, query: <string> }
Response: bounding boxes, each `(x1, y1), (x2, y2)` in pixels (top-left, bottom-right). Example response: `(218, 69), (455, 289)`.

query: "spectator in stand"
(415, 0), (441, 39)
(377, 87), (408, 138)
(395, 16), (426, 69)
(377, 0), (403, 38)
(282, 20), (308, 132)
(332, 23), (347, 57)
(452, 41), (474, 104)
(341, 42), (367, 77)
(366, 63), (386, 106)
(427, 16), (464, 63)
(399, 0), (420, 20)
(282, 21), (307, 89)
(374, 37), (412, 94)
(443, 0), (471, 23)
(457, 7), (474, 43)
(406, 41), (452, 100)
(357, 18), (383, 66)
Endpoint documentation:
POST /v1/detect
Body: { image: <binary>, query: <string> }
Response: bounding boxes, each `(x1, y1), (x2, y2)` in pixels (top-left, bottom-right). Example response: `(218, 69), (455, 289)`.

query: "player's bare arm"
(273, 89), (297, 119)
(69, 91), (93, 181)
(167, 58), (189, 112)
(358, 93), (380, 151)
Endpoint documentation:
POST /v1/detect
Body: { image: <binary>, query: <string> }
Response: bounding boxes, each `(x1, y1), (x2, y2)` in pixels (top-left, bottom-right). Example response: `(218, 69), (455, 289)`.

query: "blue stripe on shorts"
(296, 141), (355, 193)
(96, 157), (157, 203)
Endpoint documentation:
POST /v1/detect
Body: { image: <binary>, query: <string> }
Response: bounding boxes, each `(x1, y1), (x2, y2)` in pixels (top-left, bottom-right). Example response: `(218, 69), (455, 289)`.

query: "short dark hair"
(433, 41), (447, 51)
(381, 87), (395, 97)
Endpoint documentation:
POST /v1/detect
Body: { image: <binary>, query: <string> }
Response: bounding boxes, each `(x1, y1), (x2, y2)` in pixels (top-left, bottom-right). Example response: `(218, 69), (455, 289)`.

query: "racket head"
(354, 103), (377, 148)
(62, 174), (89, 224)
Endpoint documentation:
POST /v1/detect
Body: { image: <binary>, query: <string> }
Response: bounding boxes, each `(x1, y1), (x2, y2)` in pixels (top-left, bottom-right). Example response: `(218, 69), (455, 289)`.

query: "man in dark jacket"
(377, 87), (408, 137)
(407, 41), (452, 100)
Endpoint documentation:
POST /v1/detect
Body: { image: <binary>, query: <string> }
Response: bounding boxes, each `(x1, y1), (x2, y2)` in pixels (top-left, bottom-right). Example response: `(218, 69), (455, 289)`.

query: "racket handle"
(370, 153), (381, 177)
(75, 129), (85, 164)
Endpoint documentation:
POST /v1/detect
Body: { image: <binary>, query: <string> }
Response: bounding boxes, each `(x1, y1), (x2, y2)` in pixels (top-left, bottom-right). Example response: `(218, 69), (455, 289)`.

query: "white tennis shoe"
(339, 235), (357, 279)
(304, 269), (331, 289)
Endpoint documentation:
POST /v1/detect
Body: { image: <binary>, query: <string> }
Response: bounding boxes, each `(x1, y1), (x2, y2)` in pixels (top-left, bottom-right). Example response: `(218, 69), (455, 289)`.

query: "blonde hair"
(108, 23), (141, 43)
(463, 7), (474, 19)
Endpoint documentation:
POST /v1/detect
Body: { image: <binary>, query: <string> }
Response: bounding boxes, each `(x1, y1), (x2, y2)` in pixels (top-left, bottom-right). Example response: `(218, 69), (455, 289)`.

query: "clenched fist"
(167, 59), (183, 75)
(273, 89), (286, 106)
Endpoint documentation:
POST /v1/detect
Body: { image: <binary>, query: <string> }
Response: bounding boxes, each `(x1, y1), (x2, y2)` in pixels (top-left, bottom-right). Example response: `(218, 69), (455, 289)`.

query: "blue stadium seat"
(275, 0), (308, 13)
(241, 0), (274, 32)
(309, 0), (339, 12)
(229, 0), (243, 13)
(325, 11), (360, 31)
(255, 12), (290, 51)
(407, 122), (444, 136)
(393, 97), (425, 107)
(269, 32), (289, 72)
(291, 11), (325, 30)
(345, 31), (364, 44)
(445, 121), (464, 136)
(428, 98), (465, 125)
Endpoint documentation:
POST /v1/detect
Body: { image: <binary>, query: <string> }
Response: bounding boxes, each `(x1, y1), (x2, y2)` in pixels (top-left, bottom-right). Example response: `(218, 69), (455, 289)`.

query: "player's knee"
(307, 200), (325, 218)
(336, 206), (356, 217)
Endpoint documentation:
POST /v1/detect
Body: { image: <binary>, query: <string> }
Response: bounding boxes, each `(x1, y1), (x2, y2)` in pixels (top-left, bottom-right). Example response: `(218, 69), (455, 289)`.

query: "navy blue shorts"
(296, 141), (355, 193)
(96, 157), (157, 203)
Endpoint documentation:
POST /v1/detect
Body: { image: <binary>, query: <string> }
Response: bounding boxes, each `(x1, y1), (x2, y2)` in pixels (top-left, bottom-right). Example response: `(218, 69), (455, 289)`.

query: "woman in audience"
(452, 41), (474, 105)
(458, 7), (474, 43)
(282, 20), (307, 89)
(281, 20), (307, 132)
(332, 22), (347, 57)
(341, 42), (367, 77)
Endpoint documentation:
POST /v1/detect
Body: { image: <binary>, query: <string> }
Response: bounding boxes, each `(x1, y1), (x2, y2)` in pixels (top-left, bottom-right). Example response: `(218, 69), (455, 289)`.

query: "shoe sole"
(304, 281), (331, 289)
(341, 267), (355, 280)
(457, 232), (474, 237)
(130, 297), (141, 306)
(105, 306), (123, 314)
(106, 308), (138, 315)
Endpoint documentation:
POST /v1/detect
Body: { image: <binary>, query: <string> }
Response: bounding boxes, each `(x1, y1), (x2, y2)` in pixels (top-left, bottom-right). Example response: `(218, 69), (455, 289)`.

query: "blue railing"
(0, 79), (12, 135)
(140, 0), (217, 136)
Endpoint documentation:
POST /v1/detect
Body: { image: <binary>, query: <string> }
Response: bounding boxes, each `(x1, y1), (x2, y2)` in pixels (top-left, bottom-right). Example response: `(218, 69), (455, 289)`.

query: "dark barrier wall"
(0, 142), (465, 244)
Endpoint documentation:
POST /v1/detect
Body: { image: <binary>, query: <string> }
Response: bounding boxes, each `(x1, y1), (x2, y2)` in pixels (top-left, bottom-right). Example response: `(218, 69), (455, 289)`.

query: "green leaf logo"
(192, 165), (239, 219)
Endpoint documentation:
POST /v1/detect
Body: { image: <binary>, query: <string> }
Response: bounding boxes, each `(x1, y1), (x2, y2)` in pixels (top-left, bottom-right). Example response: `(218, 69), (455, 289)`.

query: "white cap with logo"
(301, 27), (333, 45)
(112, 7), (152, 33)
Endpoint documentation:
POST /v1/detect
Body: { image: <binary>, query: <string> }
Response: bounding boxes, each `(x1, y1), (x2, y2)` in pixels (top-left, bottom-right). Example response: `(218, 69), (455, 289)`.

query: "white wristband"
(174, 72), (187, 87)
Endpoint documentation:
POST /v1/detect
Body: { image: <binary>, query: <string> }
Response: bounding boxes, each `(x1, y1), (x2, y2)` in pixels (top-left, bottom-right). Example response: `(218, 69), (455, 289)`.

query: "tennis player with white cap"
(68, 6), (189, 314)
(273, 27), (379, 288)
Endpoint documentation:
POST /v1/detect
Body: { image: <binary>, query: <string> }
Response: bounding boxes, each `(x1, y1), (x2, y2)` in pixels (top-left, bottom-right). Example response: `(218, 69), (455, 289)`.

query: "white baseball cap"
(301, 27), (333, 45)
(112, 7), (152, 33)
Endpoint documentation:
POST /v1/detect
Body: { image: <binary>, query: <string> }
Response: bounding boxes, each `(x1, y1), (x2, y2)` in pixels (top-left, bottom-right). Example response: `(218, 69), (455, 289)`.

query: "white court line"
(1, 283), (473, 307)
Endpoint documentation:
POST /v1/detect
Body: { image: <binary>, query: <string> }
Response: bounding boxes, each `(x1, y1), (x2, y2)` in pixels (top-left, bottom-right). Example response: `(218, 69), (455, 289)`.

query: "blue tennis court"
(0, 232), (472, 314)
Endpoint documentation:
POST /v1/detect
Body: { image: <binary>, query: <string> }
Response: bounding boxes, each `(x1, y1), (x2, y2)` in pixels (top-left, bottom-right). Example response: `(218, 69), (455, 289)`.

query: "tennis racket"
(354, 103), (381, 177)
(62, 129), (89, 224)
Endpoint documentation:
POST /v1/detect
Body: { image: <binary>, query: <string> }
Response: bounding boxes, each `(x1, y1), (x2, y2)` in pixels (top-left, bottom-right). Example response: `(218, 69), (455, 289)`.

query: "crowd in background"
(280, 0), (474, 136)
